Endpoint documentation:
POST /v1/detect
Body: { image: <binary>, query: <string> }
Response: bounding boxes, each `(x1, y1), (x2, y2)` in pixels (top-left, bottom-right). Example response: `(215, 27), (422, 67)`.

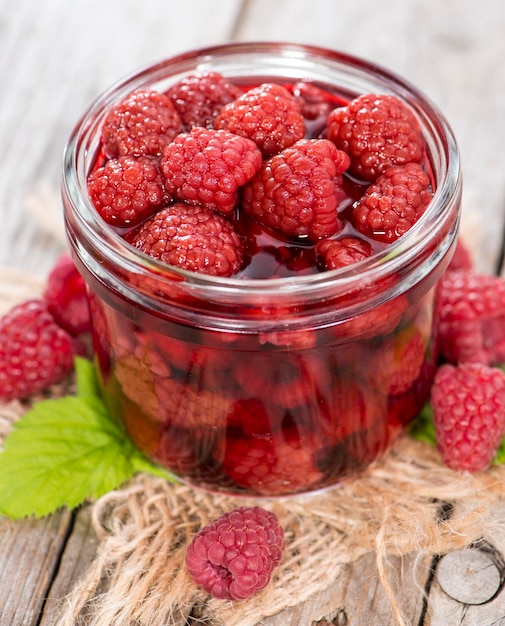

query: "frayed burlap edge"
(3, 268), (505, 626)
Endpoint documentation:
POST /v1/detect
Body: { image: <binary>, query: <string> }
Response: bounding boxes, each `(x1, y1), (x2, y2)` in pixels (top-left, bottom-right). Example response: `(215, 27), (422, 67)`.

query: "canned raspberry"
(62, 43), (462, 497)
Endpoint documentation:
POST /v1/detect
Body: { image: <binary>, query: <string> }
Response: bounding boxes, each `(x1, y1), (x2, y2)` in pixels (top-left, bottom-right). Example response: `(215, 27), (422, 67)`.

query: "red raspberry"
(226, 398), (273, 436)
(292, 81), (335, 122)
(127, 203), (244, 277)
(316, 236), (373, 271)
(0, 300), (74, 401)
(43, 253), (91, 336)
(326, 93), (425, 181)
(101, 89), (182, 158)
(332, 292), (408, 340)
(165, 71), (241, 129)
(351, 162), (433, 243)
(318, 375), (384, 441)
(220, 427), (324, 495)
(431, 363), (505, 472)
(387, 331), (427, 396)
(436, 270), (505, 366)
(242, 139), (350, 241)
(153, 376), (232, 430)
(160, 127), (262, 214)
(154, 423), (220, 476)
(185, 506), (285, 600)
(87, 156), (168, 227)
(214, 83), (306, 157)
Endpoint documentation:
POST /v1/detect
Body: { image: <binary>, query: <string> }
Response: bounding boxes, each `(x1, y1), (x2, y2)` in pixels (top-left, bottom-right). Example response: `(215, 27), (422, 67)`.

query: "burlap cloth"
(3, 267), (505, 626)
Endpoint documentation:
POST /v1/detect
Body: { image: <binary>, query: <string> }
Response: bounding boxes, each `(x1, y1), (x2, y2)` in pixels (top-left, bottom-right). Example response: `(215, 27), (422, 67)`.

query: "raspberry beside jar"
(62, 43), (462, 497)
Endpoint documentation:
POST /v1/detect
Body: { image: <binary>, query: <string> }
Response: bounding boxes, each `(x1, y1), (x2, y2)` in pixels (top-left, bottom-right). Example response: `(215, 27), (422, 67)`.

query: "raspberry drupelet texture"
(0, 300), (75, 401)
(101, 89), (182, 158)
(87, 155), (169, 227)
(185, 506), (285, 600)
(43, 252), (91, 336)
(165, 71), (242, 130)
(436, 270), (505, 366)
(127, 203), (245, 277)
(431, 363), (505, 472)
(214, 82), (306, 157)
(160, 126), (262, 214)
(316, 236), (373, 271)
(326, 93), (425, 181)
(242, 138), (350, 241)
(351, 162), (433, 243)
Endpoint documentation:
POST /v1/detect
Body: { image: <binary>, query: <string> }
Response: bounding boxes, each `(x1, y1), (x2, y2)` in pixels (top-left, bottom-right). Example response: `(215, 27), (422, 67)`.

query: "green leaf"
(409, 403), (437, 446)
(74, 356), (101, 400)
(0, 359), (173, 519)
(495, 438), (505, 464)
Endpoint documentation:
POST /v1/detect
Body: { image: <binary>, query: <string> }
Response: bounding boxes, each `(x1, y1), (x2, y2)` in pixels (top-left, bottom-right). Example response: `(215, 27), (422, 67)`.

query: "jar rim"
(62, 41), (461, 306)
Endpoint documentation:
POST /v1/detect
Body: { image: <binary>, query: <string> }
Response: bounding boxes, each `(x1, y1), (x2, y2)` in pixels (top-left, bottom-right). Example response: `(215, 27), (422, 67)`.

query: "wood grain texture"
(0, 0), (243, 274)
(263, 551), (432, 626)
(426, 502), (505, 625)
(39, 506), (99, 626)
(0, 509), (73, 626)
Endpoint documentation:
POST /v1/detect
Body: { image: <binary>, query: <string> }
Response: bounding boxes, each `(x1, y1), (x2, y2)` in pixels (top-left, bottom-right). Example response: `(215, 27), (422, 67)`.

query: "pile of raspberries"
(86, 72), (434, 278)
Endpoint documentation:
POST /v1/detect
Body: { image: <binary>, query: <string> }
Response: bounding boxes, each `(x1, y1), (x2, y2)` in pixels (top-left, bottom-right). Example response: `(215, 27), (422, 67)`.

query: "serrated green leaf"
(74, 356), (101, 400)
(0, 360), (173, 520)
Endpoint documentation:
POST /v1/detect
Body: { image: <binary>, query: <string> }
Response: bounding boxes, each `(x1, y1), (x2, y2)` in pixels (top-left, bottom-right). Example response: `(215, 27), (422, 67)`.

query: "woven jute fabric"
(3, 269), (505, 626)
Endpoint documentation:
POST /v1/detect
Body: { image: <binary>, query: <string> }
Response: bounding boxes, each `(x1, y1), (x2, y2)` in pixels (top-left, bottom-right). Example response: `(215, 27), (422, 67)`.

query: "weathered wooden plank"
(260, 551), (432, 625)
(0, 509), (73, 626)
(234, 0), (505, 274)
(0, 0), (244, 275)
(38, 506), (99, 625)
(425, 501), (505, 625)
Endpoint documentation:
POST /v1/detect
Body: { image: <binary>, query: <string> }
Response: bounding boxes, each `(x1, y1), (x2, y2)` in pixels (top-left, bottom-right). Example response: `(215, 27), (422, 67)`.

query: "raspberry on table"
(43, 252), (91, 337)
(0, 300), (75, 402)
(431, 363), (505, 472)
(316, 236), (373, 271)
(436, 270), (505, 366)
(242, 138), (350, 241)
(326, 93), (425, 181)
(101, 89), (182, 158)
(185, 506), (285, 600)
(214, 82), (306, 157)
(160, 126), (262, 214)
(165, 71), (241, 130)
(87, 155), (169, 227)
(350, 162), (433, 243)
(127, 203), (245, 277)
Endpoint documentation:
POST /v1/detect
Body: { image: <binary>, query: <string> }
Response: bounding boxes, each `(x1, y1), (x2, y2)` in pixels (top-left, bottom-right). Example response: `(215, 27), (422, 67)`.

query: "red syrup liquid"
(86, 78), (441, 497)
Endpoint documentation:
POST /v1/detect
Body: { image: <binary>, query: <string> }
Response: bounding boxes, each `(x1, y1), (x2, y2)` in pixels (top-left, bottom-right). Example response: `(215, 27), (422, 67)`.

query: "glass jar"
(62, 42), (462, 497)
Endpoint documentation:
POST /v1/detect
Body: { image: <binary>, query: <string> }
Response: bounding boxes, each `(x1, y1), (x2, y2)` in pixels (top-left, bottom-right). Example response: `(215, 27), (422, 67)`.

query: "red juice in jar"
(63, 43), (462, 497)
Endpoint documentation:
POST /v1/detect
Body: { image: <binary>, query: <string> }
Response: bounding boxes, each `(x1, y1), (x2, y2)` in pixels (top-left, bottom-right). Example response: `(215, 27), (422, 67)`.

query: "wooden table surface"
(2, 1), (505, 624)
